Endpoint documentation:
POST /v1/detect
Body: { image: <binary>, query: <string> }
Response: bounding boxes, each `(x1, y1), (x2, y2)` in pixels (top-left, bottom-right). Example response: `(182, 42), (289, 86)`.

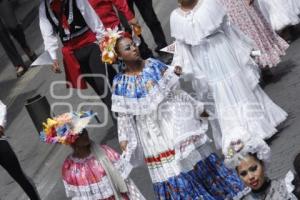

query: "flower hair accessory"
(224, 137), (271, 169)
(39, 111), (96, 145)
(226, 139), (244, 159)
(100, 28), (123, 64)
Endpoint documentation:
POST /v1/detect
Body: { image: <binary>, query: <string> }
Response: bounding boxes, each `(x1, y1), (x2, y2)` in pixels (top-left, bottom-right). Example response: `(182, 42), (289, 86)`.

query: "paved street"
(0, 0), (299, 199)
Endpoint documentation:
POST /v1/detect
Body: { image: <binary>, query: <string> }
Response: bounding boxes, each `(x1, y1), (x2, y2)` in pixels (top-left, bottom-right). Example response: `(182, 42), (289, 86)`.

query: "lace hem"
(148, 146), (214, 182)
(112, 66), (179, 115)
(115, 157), (133, 179)
(285, 171), (296, 194)
(63, 176), (114, 199)
(174, 121), (210, 160)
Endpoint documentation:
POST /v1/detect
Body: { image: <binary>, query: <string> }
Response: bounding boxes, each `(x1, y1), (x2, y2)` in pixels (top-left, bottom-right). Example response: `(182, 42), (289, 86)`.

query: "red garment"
(51, 0), (97, 89)
(51, 0), (70, 31)
(89, 0), (134, 29)
(62, 31), (96, 89)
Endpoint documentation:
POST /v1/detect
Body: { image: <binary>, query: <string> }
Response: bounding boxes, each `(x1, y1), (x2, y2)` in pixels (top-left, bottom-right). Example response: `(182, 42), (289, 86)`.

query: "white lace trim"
(64, 178), (145, 200)
(118, 114), (145, 168)
(148, 145), (214, 183)
(112, 66), (179, 115)
(170, 0), (227, 45)
(285, 171), (296, 194)
(63, 176), (114, 199)
(115, 157), (133, 179)
(174, 122), (210, 160)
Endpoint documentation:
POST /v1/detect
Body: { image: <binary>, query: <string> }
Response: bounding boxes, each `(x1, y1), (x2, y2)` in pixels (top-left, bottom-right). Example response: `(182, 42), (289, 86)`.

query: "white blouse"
(0, 100), (7, 128)
(39, 0), (106, 60)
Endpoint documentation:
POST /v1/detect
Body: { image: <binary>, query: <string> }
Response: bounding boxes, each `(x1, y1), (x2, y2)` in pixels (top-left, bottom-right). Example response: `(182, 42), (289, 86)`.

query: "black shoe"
(261, 68), (274, 83)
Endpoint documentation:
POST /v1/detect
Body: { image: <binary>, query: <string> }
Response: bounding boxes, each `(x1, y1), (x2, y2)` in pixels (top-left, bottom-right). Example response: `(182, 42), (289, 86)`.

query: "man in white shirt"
(0, 100), (40, 199)
(39, 0), (116, 113)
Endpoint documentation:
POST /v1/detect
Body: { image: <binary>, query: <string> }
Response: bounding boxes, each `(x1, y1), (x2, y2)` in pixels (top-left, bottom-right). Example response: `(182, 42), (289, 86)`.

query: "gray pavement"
(0, 0), (299, 200)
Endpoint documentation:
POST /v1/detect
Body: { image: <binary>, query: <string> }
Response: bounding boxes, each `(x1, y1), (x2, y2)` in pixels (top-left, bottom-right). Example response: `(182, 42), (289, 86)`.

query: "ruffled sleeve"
(118, 114), (145, 168)
(285, 171), (298, 199)
(111, 59), (180, 115)
(100, 145), (133, 180)
(172, 40), (210, 101)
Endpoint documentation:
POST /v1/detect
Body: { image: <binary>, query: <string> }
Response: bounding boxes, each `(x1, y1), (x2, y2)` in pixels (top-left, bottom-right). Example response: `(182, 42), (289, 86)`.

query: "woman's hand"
(174, 66), (182, 76)
(120, 141), (128, 152)
(52, 59), (62, 73)
(128, 18), (139, 27)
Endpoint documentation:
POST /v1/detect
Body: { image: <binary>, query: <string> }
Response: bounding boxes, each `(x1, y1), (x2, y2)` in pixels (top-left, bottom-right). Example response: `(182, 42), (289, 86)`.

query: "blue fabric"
(153, 153), (245, 200)
(112, 58), (168, 98)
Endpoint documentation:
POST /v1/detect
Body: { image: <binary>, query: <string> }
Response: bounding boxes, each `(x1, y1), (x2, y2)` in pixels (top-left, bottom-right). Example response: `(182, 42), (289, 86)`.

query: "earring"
(118, 59), (126, 72)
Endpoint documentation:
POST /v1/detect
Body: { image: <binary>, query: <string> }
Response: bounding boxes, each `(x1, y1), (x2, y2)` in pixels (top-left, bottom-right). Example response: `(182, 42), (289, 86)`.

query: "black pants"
(0, 0), (30, 50)
(0, 19), (25, 67)
(127, 0), (167, 51)
(0, 140), (40, 200)
(74, 43), (116, 110)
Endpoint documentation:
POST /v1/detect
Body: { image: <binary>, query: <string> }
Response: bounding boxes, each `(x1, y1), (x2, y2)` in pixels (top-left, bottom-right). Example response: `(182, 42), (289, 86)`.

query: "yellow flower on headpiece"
(100, 27), (123, 64)
(43, 118), (58, 134)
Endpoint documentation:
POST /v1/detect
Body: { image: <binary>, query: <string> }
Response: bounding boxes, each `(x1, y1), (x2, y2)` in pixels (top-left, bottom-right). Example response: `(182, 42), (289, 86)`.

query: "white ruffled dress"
(256, 0), (300, 31)
(288, 0), (300, 18)
(112, 58), (247, 199)
(171, 0), (287, 158)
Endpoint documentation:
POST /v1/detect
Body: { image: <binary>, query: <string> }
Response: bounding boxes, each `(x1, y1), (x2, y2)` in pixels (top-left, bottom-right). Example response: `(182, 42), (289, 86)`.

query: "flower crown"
(224, 138), (271, 169)
(100, 28), (124, 64)
(39, 111), (96, 145)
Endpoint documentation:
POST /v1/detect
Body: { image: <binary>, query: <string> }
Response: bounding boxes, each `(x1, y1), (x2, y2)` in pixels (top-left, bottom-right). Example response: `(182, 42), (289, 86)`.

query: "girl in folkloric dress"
(255, 0), (299, 32)
(171, 0), (287, 160)
(39, 111), (145, 200)
(225, 139), (297, 200)
(107, 30), (248, 199)
(220, 0), (289, 68)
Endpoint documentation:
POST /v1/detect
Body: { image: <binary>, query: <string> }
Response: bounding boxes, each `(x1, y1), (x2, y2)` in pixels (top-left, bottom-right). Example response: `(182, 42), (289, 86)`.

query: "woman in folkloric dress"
(225, 139), (297, 200)
(220, 0), (289, 68)
(255, 0), (299, 32)
(107, 31), (247, 199)
(171, 0), (287, 159)
(39, 111), (145, 200)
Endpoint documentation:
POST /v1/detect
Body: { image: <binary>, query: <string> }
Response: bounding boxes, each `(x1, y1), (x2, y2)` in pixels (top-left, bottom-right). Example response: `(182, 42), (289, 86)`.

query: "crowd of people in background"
(1, 0), (300, 199)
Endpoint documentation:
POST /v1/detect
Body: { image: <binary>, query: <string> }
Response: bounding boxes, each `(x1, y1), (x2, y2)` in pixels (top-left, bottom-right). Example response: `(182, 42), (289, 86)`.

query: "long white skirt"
(256, 0), (300, 31)
(189, 30), (287, 154)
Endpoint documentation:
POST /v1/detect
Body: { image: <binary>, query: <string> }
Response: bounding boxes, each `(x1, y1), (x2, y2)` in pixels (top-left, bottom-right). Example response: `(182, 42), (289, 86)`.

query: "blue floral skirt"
(153, 153), (245, 200)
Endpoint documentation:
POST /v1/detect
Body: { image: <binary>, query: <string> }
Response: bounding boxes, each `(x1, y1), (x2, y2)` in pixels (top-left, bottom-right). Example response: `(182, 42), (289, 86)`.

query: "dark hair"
(81, 128), (88, 134)
(114, 32), (132, 55)
(178, 0), (197, 7)
(114, 37), (124, 55)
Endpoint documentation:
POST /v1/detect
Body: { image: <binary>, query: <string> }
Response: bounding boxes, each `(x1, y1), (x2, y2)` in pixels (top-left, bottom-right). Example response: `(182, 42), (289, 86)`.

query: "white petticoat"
(256, 0), (300, 31)
(171, 0), (287, 157)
